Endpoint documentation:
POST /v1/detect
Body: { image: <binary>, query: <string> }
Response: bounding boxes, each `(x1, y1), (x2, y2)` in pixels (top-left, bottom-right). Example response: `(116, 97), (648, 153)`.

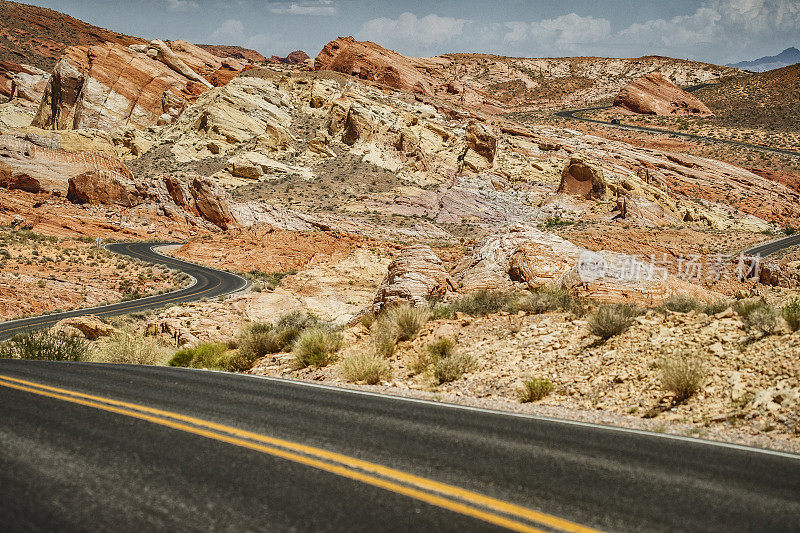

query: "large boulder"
(53, 315), (119, 340)
(67, 170), (144, 207)
(557, 155), (606, 200)
(615, 194), (680, 227)
(374, 245), (454, 309)
(465, 121), (497, 163)
(314, 36), (434, 95)
(188, 177), (236, 230)
(613, 72), (713, 116)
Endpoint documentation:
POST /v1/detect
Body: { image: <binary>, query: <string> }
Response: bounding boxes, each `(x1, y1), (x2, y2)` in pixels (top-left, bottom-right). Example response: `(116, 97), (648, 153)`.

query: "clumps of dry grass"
(783, 298), (800, 332)
(518, 378), (554, 403)
(369, 304), (430, 357)
(735, 299), (778, 335)
(659, 351), (705, 403)
(293, 327), (341, 368)
(339, 352), (391, 384)
(90, 332), (172, 365)
(413, 338), (475, 384)
(588, 304), (642, 340)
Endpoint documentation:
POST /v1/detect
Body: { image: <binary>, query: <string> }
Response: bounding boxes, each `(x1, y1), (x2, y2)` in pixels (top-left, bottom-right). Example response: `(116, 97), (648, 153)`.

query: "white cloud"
(268, 1), (337, 16)
(503, 22), (528, 43)
(358, 12), (469, 50)
(210, 18), (245, 42)
(165, 0), (199, 12)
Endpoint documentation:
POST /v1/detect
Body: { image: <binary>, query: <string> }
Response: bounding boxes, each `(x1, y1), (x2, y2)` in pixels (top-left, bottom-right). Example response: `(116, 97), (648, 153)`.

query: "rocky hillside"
(197, 44), (266, 63)
(693, 64), (800, 132)
(0, 0), (141, 98)
(313, 37), (743, 112)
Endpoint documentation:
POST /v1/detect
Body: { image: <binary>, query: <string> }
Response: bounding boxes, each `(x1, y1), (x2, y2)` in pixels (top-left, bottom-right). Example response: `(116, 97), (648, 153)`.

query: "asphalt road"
(744, 233), (800, 257)
(553, 98), (800, 159)
(0, 360), (799, 532)
(0, 242), (248, 342)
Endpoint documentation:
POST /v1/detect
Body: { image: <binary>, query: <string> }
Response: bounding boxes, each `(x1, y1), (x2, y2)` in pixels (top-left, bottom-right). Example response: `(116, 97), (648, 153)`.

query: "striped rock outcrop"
(374, 245), (454, 309)
(613, 72), (713, 116)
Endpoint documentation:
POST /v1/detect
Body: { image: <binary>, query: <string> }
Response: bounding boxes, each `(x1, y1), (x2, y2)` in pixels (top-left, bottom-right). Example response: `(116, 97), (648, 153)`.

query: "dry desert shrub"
(518, 378), (554, 403)
(735, 299), (778, 335)
(339, 352), (391, 385)
(588, 304), (641, 340)
(782, 298), (800, 332)
(659, 351), (705, 402)
(413, 338), (475, 384)
(0, 329), (87, 362)
(387, 304), (430, 341)
(293, 327), (341, 368)
(92, 332), (171, 365)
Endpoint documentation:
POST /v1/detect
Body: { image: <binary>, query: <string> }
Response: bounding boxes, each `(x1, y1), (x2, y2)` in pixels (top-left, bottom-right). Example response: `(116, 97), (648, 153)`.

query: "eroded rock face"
(465, 121), (497, 163)
(0, 134), (131, 196)
(314, 37), (434, 95)
(32, 40), (246, 132)
(615, 194), (680, 227)
(342, 104), (375, 146)
(67, 170), (143, 207)
(613, 72), (713, 116)
(453, 225), (720, 306)
(557, 155), (606, 199)
(374, 245), (454, 309)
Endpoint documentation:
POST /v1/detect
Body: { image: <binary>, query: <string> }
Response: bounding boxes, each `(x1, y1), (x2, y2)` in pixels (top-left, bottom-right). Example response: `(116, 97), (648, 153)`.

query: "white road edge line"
(198, 369), (800, 461)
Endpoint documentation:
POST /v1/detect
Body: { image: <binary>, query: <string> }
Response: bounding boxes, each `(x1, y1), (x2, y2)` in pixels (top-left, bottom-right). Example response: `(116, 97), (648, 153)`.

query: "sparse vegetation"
(782, 298), (800, 332)
(735, 299), (778, 335)
(293, 327), (341, 368)
(588, 303), (641, 340)
(659, 295), (701, 313)
(339, 352), (391, 384)
(518, 378), (554, 403)
(452, 290), (517, 316)
(388, 304), (429, 341)
(90, 332), (171, 365)
(0, 329), (87, 361)
(413, 338), (475, 383)
(168, 342), (228, 369)
(659, 351), (705, 402)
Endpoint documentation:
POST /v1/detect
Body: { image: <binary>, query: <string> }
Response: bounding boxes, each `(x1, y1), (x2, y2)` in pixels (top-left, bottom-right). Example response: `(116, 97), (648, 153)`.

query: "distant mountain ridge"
(727, 47), (800, 72)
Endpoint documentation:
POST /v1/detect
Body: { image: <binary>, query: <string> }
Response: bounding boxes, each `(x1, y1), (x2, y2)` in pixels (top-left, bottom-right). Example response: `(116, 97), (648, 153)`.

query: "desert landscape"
(1, 1), (800, 530)
(0, 0), (799, 451)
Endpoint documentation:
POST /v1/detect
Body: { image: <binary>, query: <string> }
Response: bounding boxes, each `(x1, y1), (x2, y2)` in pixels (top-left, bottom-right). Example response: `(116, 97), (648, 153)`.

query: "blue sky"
(26, 0), (800, 64)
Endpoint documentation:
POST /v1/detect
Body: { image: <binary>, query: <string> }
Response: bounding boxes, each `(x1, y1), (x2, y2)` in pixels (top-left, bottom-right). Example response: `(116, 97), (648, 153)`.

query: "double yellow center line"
(0, 373), (601, 533)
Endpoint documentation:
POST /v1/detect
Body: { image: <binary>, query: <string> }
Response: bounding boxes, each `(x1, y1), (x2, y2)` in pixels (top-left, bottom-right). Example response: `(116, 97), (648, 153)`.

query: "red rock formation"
(266, 50), (310, 65)
(314, 37), (434, 95)
(613, 72), (713, 116)
(197, 44), (267, 63)
(32, 42), (217, 131)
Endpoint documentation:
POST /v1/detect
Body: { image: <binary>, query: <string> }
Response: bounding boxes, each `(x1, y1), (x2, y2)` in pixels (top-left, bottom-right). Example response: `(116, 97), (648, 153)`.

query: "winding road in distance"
(553, 83), (800, 159)
(0, 242), (248, 341)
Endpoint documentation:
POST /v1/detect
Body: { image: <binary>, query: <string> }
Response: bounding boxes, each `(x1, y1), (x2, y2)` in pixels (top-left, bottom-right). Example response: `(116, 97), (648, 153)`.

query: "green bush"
(588, 304), (641, 340)
(430, 303), (455, 320)
(339, 352), (391, 384)
(0, 329), (87, 361)
(452, 290), (516, 316)
(90, 332), (171, 365)
(659, 351), (705, 402)
(168, 342), (228, 369)
(293, 327), (341, 368)
(782, 298), (800, 332)
(518, 378), (554, 403)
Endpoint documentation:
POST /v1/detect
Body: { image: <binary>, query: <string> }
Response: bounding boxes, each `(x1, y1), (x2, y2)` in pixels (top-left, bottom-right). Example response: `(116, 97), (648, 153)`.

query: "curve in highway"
(0, 242), (248, 341)
(744, 233), (800, 257)
(0, 361), (798, 532)
(554, 85), (800, 160)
